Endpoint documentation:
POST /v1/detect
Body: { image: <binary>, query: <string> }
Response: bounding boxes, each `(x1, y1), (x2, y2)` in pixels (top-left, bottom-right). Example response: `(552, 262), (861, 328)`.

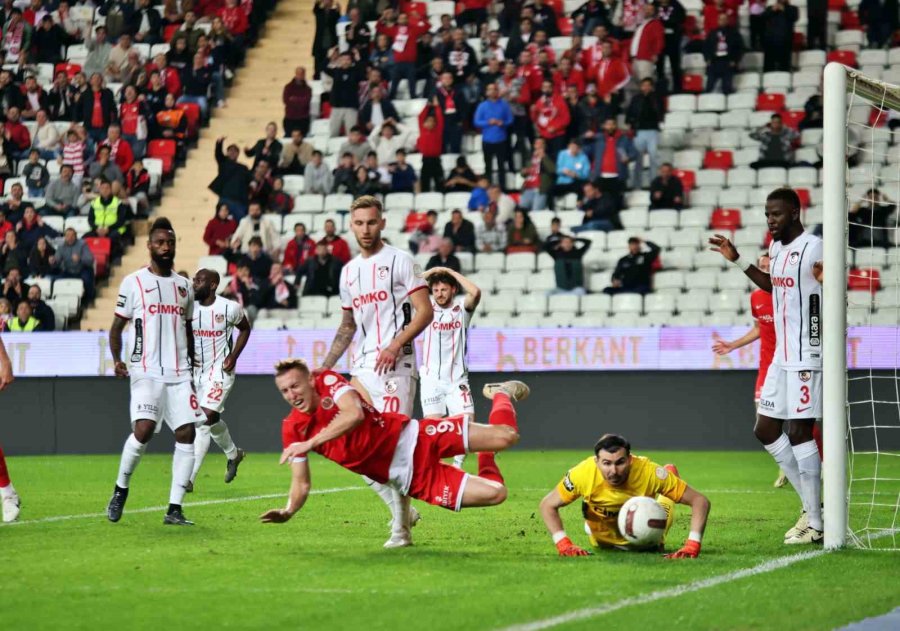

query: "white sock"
(0, 483), (16, 498)
(364, 475), (396, 510)
(764, 434), (806, 511)
(390, 490), (411, 537)
(209, 420), (238, 460)
(191, 424), (212, 483)
(116, 434), (147, 489)
(793, 440), (823, 531)
(170, 442), (195, 506)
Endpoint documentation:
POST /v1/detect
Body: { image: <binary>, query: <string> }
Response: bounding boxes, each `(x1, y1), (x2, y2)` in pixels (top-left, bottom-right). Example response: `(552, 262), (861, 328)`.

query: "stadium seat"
(672, 169), (695, 190)
(476, 252), (505, 272)
(414, 192), (444, 211)
(64, 216), (91, 237)
(84, 237), (112, 278)
(611, 293), (643, 314)
(581, 293), (612, 314)
(176, 102), (201, 138)
(648, 210), (678, 229)
(385, 193), (414, 213)
(703, 150), (733, 170)
(734, 73), (761, 91)
(147, 140), (177, 175)
(757, 167), (788, 187)
(696, 169), (726, 188)
(668, 94), (697, 112)
(53, 278), (85, 299)
(827, 49), (858, 67)
(763, 72), (792, 90)
(756, 93), (786, 112)
(548, 294), (580, 315)
(324, 193), (353, 212)
(710, 291), (744, 314)
(515, 294), (547, 315)
(475, 314), (508, 328)
(697, 93), (726, 112)
(295, 194), (324, 213)
(197, 255), (228, 278)
(727, 167), (757, 188)
(669, 228), (702, 249)
(690, 189), (719, 208)
(676, 289), (711, 313)
(848, 268), (881, 292)
(456, 252), (475, 274)
(298, 295), (329, 316)
(718, 188), (751, 208)
(682, 74), (704, 93)
(619, 208), (648, 230)
(720, 109), (751, 129)
(678, 208), (709, 229)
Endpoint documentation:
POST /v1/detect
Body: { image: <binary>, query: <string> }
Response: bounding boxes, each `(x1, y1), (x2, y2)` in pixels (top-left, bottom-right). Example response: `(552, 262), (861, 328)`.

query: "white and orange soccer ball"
(617, 496), (668, 548)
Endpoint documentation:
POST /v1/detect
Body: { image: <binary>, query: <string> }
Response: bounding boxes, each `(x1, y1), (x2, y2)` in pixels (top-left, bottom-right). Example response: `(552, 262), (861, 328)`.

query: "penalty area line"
(495, 549), (828, 631)
(1, 486), (366, 527)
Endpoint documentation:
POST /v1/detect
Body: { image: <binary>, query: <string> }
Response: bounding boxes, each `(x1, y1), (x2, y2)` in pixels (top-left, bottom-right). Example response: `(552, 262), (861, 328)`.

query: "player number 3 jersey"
(339, 244), (427, 376)
(115, 267), (194, 382)
(191, 295), (245, 382)
(421, 295), (472, 382)
(768, 232), (823, 369)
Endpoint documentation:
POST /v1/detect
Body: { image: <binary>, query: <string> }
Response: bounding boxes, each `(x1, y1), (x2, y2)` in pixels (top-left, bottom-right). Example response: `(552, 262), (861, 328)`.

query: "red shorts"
(407, 416), (470, 512)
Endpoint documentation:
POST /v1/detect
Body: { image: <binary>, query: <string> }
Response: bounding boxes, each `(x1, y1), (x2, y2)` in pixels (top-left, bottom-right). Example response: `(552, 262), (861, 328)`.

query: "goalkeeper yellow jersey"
(555, 455), (687, 547)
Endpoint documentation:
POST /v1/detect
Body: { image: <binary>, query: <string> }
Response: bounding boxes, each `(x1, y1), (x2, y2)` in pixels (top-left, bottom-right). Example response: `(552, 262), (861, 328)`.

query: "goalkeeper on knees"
(538, 434), (711, 558)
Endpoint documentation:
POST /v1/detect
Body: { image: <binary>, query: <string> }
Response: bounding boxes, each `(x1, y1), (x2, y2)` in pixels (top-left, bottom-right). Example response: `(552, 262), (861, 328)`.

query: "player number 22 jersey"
(115, 267), (194, 382)
(191, 295), (245, 382)
(768, 232), (823, 369)
(421, 295), (472, 382)
(339, 244), (427, 376)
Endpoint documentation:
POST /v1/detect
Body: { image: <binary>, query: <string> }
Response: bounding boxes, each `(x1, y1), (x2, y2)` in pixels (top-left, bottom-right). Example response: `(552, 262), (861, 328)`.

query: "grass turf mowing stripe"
(496, 550), (828, 631)
(0, 485), (366, 526)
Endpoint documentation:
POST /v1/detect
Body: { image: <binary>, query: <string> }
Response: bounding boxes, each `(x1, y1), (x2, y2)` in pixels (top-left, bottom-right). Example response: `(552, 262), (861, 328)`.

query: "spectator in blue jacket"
(591, 118), (638, 205)
(474, 83), (514, 190)
(554, 139), (591, 198)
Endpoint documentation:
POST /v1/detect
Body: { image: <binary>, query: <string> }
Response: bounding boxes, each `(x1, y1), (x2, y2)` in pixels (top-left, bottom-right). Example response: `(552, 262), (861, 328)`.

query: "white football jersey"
(339, 243), (427, 376)
(420, 295), (473, 382)
(191, 295), (246, 382)
(115, 267), (194, 383)
(768, 232), (823, 369)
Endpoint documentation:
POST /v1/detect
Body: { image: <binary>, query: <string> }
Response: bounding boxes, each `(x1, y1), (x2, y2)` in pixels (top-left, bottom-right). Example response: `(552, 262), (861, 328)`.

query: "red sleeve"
(315, 370), (351, 400)
(281, 412), (308, 449)
(282, 239), (297, 270)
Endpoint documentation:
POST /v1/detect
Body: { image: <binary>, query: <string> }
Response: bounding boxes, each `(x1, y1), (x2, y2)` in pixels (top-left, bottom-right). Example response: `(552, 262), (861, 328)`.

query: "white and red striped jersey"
(420, 295), (472, 382)
(115, 267), (194, 382)
(191, 295), (245, 382)
(339, 243), (427, 376)
(768, 232), (823, 369)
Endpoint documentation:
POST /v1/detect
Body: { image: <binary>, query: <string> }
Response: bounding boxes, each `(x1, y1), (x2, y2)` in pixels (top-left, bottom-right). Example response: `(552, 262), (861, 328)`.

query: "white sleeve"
(229, 301), (246, 326)
(115, 275), (134, 319)
(339, 264), (352, 310)
(183, 282), (195, 320)
(400, 252), (427, 297)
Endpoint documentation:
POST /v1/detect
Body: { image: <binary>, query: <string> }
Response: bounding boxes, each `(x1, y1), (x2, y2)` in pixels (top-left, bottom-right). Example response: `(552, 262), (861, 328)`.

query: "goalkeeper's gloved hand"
(556, 536), (592, 557)
(664, 539), (701, 559)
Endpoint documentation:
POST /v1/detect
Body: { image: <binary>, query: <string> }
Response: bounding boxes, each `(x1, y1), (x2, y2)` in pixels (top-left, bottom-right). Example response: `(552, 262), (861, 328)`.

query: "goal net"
(823, 63), (900, 550)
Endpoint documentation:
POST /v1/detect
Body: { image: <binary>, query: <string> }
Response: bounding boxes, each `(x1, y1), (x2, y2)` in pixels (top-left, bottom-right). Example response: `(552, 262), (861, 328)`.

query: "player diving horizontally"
(316, 195), (434, 548)
(710, 187), (825, 544)
(419, 267), (481, 469)
(187, 269), (251, 492)
(260, 360), (530, 540)
(539, 434), (711, 558)
(107, 218), (204, 526)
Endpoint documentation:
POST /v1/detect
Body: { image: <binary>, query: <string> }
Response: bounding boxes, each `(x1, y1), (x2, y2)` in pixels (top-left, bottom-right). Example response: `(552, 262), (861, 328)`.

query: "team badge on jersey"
(321, 397), (334, 410)
(563, 472), (575, 492)
(413, 264), (424, 278)
(378, 266), (389, 280)
(459, 383), (469, 392)
(178, 286), (188, 298)
(789, 252), (800, 265)
(215, 314), (225, 323)
(799, 371), (811, 382)
(453, 305), (461, 312)
(656, 466), (668, 480)
(385, 379), (398, 394)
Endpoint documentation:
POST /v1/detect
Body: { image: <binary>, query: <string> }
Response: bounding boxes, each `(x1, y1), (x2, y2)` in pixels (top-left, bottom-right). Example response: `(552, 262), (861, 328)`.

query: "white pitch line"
(1, 486), (365, 527)
(496, 550), (827, 631)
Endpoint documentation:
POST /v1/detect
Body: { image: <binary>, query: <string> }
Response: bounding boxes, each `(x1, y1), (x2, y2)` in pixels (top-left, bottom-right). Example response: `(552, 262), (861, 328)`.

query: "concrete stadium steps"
(81, 0), (315, 331)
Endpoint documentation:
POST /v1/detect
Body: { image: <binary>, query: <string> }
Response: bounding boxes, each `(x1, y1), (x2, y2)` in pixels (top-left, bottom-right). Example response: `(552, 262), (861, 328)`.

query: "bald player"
(188, 268), (252, 492)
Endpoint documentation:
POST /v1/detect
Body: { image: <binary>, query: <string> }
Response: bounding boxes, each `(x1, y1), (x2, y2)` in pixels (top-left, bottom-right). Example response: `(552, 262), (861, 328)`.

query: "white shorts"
(420, 375), (475, 418)
(130, 377), (204, 433)
(757, 366), (822, 420)
(194, 372), (235, 414)
(353, 370), (417, 416)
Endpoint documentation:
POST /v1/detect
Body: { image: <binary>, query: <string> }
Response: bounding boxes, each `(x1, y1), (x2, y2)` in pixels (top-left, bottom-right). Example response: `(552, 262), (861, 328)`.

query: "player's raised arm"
(664, 485), (711, 559)
(709, 234), (773, 292)
(0, 336), (13, 391)
(375, 285), (433, 375)
(321, 309), (357, 371)
(712, 322), (760, 355)
(223, 315), (251, 373)
(280, 388), (366, 463)
(260, 458), (312, 523)
(425, 266), (482, 311)
(539, 488), (592, 557)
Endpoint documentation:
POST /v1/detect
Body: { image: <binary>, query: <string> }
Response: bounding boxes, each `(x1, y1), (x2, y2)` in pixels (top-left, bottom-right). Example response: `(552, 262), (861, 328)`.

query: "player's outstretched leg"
(384, 491), (413, 548)
(108, 422), (153, 522)
(189, 424), (212, 492)
(0, 443), (20, 523)
(209, 420), (244, 483)
(164, 424), (196, 526)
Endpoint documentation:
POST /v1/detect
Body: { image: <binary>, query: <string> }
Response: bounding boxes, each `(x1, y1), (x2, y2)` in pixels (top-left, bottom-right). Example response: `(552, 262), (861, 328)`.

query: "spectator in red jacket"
(282, 66), (312, 136)
(384, 11), (428, 99)
(4, 106), (31, 159)
(417, 99), (444, 193)
(553, 56), (586, 96)
(531, 79), (571, 158)
(630, 4), (666, 87)
(318, 219), (351, 264)
(219, 0), (248, 39)
(203, 203), (238, 255)
(282, 221), (315, 274)
(151, 54), (182, 97)
(98, 123), (135, 173)
(595, 40), (631, 111)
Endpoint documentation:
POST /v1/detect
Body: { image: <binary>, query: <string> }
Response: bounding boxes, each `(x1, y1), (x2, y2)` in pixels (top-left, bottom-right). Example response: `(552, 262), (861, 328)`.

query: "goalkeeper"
(539, 434), (711, 558)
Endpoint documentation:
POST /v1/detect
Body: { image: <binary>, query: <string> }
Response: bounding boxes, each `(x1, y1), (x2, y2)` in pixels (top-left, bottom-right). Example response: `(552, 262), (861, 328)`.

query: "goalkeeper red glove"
(664, 539), (701, 559)
(556, 537), (592, 557)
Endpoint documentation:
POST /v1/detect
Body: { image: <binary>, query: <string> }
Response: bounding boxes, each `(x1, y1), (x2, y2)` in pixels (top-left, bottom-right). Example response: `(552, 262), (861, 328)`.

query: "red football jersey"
(750, 289), (776, 371)
(280, 371), (409, 483)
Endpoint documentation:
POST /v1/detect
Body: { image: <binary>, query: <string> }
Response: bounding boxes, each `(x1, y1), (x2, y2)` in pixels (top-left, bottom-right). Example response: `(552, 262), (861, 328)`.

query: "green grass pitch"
(2, 450), (898, 630)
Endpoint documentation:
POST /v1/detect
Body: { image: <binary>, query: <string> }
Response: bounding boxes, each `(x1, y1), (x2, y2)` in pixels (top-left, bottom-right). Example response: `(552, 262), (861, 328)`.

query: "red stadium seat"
(869, 108), (889, 127)
(404, 211), (429, 233)
(703, 150), (733, 170)
(827, 49), (858, 67)
(848, 268), (881, 293)
(147, 140), (177, 175)
(176, 102), (201, 138)
(710, 208), (742, 231)
(782, 110), (806, 130)
(557, 16), (573, 35)
(828, 0), (846, 9)
(672, 169), (695, 190)
(757, 93), (786, 112)
(55, 62), (81, 78)
(840, 11), (861, 29)
(84, 237), (111, 278)
(796, 188), (811, 209)
(399, 1), (426, 15)
(792, 32), (806, 51)
(164, 24), (180, 41)
(682, 74), (704, 93)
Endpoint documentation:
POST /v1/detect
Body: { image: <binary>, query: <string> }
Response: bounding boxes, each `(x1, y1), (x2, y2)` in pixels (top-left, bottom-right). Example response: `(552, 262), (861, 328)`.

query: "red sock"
(489, 392), (518, 432)
(813, 423), (823, 461)
(478, 453), (504, 485)
(0, 444), (10, 488)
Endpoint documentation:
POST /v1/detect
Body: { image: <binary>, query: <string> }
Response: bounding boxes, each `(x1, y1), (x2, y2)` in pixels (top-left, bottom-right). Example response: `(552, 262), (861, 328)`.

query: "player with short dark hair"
(539, 433), (711, 558)
(419, 267), (481, 469)
(260, 360), (529, 541)
(107, 217), (203, 526)
(710, 187), (825, 544)
(187, 268), (252, 492)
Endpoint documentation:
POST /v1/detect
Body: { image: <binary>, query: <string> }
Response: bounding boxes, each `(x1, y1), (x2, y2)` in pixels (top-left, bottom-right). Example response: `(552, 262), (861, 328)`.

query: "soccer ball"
(617, 496), (668, 548)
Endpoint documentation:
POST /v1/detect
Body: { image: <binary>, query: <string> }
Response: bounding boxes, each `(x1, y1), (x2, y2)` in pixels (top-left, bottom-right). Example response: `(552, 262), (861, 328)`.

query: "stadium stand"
(2, 0), (896, 333)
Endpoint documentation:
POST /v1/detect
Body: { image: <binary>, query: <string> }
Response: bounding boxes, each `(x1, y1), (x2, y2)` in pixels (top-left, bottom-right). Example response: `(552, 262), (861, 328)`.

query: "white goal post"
(823, 63), (900, 551)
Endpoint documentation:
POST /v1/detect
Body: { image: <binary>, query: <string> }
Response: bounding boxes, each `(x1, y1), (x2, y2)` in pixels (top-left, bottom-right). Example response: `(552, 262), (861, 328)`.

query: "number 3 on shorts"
(799, 385), (810, 405)
(382, 396), (400, 413)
